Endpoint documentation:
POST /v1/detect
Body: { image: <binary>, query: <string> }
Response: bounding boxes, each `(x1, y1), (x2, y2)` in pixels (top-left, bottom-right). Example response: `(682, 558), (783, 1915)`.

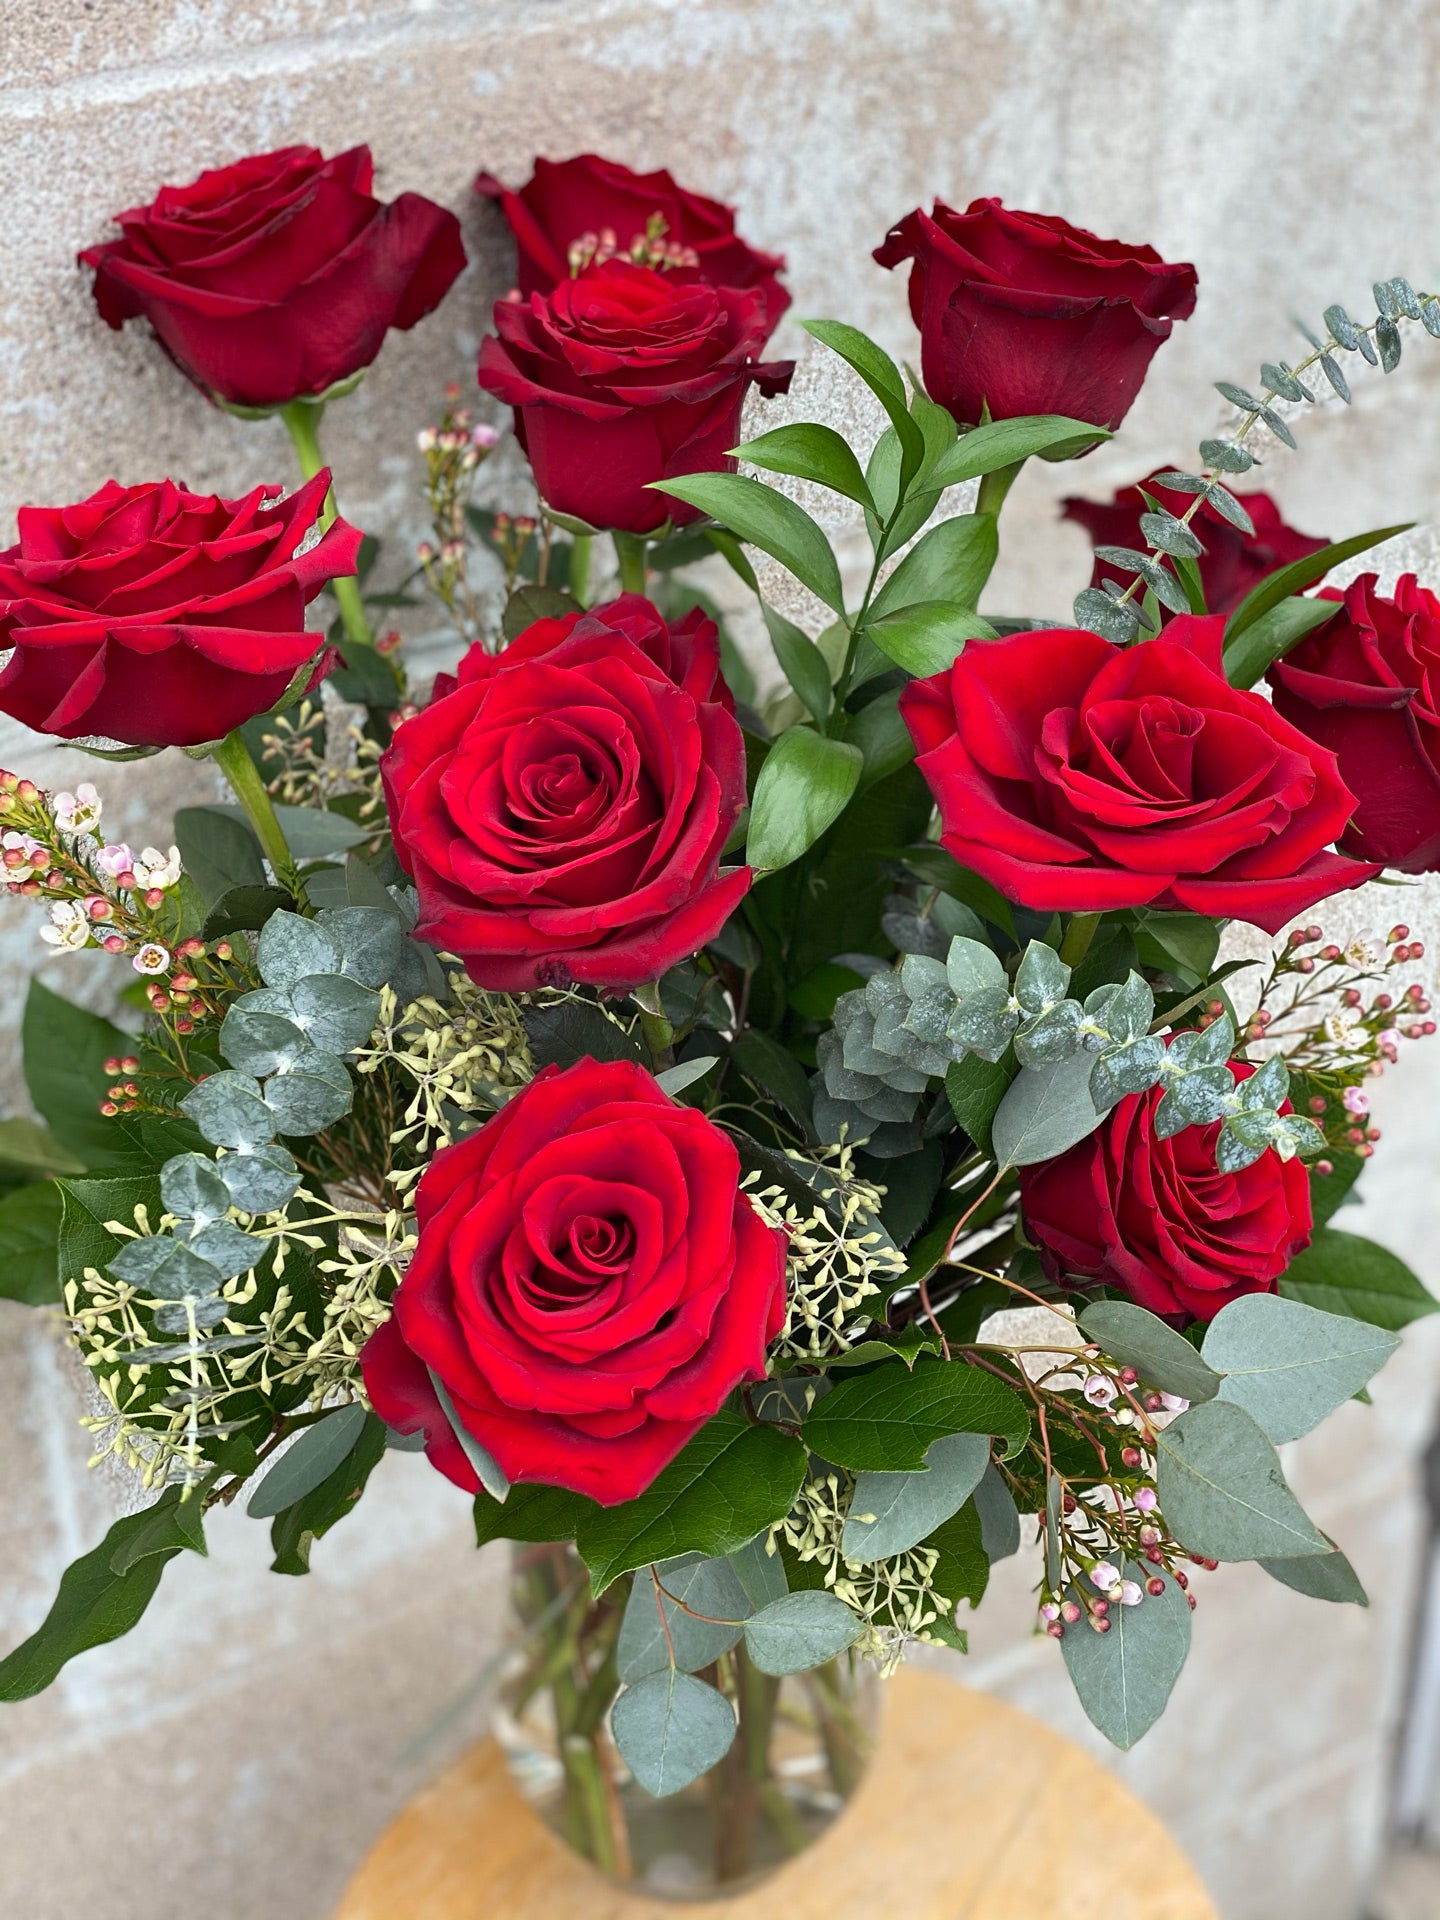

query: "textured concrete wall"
(3, 2), (1440, 1916)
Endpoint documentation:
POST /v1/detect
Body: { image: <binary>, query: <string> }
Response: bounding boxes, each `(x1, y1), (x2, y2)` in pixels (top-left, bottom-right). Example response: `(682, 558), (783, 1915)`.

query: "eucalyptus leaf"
(611, 1669), (736, 1797)
(1258, 1545), (1368, 1606)
(841, 1431), (990, 1563)
(742, 1591), (863, 1675)
(1153, 1400), (1329, 1561)
(1060, 1562), (1191, 1749)
(616, 1554), (751, 1681)
(427, 1368), (510, 1502)
(991, 1051), (1103, 1168)
(1078, 1300), (1222, 1403)
(1203, 1293), (1399, 1442)
(246, 1403), (369, 1518)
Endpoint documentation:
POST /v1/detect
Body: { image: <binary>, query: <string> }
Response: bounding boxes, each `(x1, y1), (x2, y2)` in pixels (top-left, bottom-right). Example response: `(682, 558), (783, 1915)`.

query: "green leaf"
(1222, 595), (1343, 689)
(1309, 1152), (1364, 1230)
(616, 1554), (750, 1680)
(611, 1668), (736, 1797)
(522, 1000), (641, 1071)
(502, 582), (580, 641)
(473, 1481), (599, 1549)
(427, 1369), (510, 1502)
(0, 1182), (64, 1304)
(22, 981), (133, 1165)
(734, 422), (876, 512)
(1078, 1301), (1222, 1404)
(0, 1497), (203, 1699)
(802, 1358), (1026, 1471)
(800, 319), (927, 486)
(924, 1496), (991, 1609)
(575, 1413), (807, 1595)
(925, 415), (1111, 489)
(1258, 1544), (1368, 1606)
(868, 514), (998, 623)
(841, 1431), (989, 1563)
(654, 473), (845, 613)
(943, 1053), (1015, 1160)
(246, 1403), (369, 1518)
(863, 602), (997, 679)
(1060, 1562), (1191, 1749)
(1127, 909), (1221, 981)
(108, 1483), (208, 1574)
(746, 730), (863, 873)
(729, 1029), (815, 1130)
(58, 1172), (160, 1286)
(268, 1413), (387, 1575)
(174, 805), (266, 904)
(991, 1051), (1103, 1169)
(1153, 1399), (1329, 1561)
(201, 885), (295, 939)
(763, 603), (833, 721)
(0, 1117), (83, 1185)
(843, 690), (916, 789)
(1223, 526), (1413, 644)
(1203, 1293), (1399, 1442)
(1279, 1227), (1437, 1331)
(742, 1591), (862, 1675)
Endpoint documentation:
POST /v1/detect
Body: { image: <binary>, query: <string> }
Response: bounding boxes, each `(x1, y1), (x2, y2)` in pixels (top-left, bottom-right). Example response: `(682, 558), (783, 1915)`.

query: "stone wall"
(3, 3), (1440, 1915)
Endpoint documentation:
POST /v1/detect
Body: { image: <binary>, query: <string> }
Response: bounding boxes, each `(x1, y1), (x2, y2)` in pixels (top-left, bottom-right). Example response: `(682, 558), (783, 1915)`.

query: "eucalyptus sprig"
(1073, 274), (1440, 651)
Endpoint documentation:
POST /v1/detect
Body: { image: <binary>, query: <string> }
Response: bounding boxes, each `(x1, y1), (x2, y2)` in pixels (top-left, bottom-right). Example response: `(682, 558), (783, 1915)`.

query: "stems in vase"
(212, 728), (309, 910)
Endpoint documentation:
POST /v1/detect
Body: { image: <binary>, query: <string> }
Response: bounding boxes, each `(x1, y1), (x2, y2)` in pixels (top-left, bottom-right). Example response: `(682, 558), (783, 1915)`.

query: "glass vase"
(494, 1541), (877, 1898)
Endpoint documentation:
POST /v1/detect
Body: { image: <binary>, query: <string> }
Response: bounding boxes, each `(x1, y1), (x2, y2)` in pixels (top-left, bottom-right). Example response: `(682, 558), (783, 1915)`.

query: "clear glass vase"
(494, 1541), (878, 1898)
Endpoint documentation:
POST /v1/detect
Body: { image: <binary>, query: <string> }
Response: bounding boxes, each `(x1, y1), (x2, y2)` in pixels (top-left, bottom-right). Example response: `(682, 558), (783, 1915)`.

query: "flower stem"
(279, 399), (391, 675)
(568, 534), (593, 607)
(613, 531), (649, 596)
(212, 728), (310, 910)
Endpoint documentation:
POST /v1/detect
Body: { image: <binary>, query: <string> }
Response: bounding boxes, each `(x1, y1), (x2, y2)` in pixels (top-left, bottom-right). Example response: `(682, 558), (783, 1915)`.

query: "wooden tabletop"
(335, 1667), (1218, 1920)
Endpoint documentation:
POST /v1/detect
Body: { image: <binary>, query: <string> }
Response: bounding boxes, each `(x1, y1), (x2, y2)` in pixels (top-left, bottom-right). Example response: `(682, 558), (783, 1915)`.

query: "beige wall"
(3, 3), (1440, 1916)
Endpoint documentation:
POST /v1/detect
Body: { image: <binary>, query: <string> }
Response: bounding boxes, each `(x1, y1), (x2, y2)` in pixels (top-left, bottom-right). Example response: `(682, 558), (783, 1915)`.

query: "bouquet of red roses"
(1, 142), (1435, 1888)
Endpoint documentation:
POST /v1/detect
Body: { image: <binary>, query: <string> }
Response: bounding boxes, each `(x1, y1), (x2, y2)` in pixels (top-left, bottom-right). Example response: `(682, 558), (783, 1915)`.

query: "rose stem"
(612, 531), (649, 596)
(279, 399), (401, 688)
(1058, 910), (1102, 969)
(212, 728), (311, 911)
(568, 533), (593, 607)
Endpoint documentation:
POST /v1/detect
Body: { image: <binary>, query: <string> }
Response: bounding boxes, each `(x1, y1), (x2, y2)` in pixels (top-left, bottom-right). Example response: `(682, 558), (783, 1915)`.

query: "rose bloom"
(476, 258), (792, 533)
(476, 152), (789, 341)
(81, 145), (465, 410)
(0, 470), (358, 748)
(1020, 1067), (1313, 1322)
(362, 1059), (788, 1503)
(1269, 572), (1440, 871)
(873, 197), (1197, 431)
(383, 595), (749, 991)
(900, 615), (1377, 935)
(1063, 470), (1328, 618)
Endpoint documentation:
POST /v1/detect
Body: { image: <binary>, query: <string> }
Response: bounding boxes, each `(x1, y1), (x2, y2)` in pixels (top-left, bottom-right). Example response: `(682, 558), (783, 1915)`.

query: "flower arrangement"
(0, 142), (1436, 1889)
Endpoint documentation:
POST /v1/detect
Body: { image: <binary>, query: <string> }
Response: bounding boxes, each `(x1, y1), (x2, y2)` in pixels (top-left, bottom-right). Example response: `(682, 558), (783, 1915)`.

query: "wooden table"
(335, 1668), (1218, 1920)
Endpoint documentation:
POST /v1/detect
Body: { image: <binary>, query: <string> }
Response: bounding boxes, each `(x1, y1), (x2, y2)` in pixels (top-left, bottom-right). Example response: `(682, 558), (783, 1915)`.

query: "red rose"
(361, 1059), (788, 1503)
(1019, 1067), (1313, 1322)
(476, 152), (788, 341)
(81, 145), (465, 410)
(1063, 470), (1329, 617)
(1269, 573), (1440, 871)
(899, 616), (1377, 934)
(435, 591), (734, 713)
(0, 470), (359, 748)
(383, 595), (750, 991)
(476, 258), (793, 533)
(873, 198), (1197, 431)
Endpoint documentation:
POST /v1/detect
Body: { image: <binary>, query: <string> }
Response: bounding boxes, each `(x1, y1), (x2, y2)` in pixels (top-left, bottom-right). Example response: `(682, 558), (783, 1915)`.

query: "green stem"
(976, 457), (1025, 523)
(613, 531), (649, 596)
(1058, 910), (1102, 970)
(279, 400), (389, 673)
(568, 533), (593, 607)
(212, 729), (310, 910)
